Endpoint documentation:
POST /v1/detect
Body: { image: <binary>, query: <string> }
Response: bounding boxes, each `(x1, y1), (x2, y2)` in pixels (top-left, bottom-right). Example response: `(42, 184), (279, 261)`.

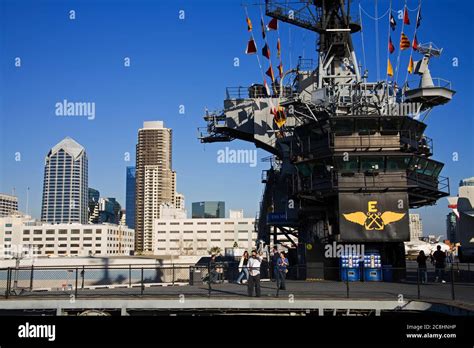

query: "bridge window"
(380, 118), (401, 135)
(335, 157), (359, 173)
(386, 156), (411, 171)
(422, 161), (436, 176)
(360, 156), (384, 172)
(295, 163), (312, 177)
(415, 158), (428, 174)
(432, 164), (443, 178)
(332, 119), (354, 135)
(356, 119), (378, 135)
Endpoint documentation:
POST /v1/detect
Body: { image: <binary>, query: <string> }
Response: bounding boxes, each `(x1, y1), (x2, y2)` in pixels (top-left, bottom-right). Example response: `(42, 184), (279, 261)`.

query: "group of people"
(416, 245), (450, 283)
(234, 247), (289, 297)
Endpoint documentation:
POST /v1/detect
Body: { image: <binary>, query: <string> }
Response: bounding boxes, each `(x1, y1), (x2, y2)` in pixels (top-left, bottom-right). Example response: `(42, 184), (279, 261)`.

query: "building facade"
(192, 201), (225, 219)
(409, 213), (423, 241)
(0, 214), (134, 258)
(446, 212), (457, 242)
(174, 193), (185, 210)
(0, 194), (18, 217)
(447, 177), (474, 261)
(153, 215), (256, 256)
(135, 121), (174, 253)
(125, 166), (136, 229)
(89, 197), (122, 225)
(41, 137), (88, 224)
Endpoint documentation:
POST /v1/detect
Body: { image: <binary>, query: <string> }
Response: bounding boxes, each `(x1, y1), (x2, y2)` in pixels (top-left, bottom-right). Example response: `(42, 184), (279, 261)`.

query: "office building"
(41, 137), (88, 224)
(125, 166), (136, 229)
(0, 193), (18, 217)
(153, 212), (256, 256)
(89, 197), (122, 225)
(0, 214), (134, 258)
(135, 121), (174, 253)
(192, 201), (225, 219)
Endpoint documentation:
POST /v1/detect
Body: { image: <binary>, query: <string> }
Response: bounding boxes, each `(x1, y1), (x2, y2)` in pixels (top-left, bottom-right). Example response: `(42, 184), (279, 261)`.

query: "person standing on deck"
(247, 250), (263, 297)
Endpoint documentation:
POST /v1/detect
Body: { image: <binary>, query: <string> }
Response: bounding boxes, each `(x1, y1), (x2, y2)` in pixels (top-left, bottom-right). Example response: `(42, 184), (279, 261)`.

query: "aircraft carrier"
(199, 0), (455, 280)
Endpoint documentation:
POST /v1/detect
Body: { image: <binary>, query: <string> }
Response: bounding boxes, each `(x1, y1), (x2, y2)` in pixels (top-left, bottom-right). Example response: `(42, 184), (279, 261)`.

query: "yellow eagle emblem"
(343, 201), (405, 230)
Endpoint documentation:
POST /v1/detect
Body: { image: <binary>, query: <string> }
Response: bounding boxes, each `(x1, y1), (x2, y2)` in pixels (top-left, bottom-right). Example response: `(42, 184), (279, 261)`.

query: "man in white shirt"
(247, 249), (263, 297)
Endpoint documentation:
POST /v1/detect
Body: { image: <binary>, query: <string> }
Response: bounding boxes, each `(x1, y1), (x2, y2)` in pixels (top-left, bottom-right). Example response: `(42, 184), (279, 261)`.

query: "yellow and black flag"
(400, 33), (410, 50)
(272, 106), (286, 128)
(408, 56), (414, 74)
(246, 17), (252, 32)
(387, 58), (394, 77)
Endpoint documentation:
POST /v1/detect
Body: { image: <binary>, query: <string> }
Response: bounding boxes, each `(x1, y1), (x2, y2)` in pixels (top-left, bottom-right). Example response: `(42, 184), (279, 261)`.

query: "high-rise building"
(174, 193), (185, 210)
(89, 197), (122, 224)
(135, 121), (174, 253)
(41, 137), (88, 224)
(409, 213), (423, 241)
(125, 166), (136, 229)
(192, 201), (225, 218)
(87, 188), (100, 223)
(0, 193), (18, 217)
(88, 188), (100, 204)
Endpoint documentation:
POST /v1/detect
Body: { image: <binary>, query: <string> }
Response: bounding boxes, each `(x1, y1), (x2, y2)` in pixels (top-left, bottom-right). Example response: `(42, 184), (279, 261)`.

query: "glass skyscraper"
(192, 201), (225, 218)
(126, 166), (136, 229)
(41, 137), (88, 224)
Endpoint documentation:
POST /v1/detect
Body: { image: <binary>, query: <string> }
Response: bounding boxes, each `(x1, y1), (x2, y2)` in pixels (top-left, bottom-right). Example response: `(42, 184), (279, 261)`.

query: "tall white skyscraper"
(41, 137), (88, 224)
(135, 121), (174, 253)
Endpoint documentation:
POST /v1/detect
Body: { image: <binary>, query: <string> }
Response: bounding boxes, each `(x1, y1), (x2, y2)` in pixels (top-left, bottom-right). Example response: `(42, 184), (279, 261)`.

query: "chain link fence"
(0, 262), (472, 305)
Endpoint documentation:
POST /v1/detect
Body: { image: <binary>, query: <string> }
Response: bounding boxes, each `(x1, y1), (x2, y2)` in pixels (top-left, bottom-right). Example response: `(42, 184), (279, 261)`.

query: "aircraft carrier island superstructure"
(199, 0), (455, 279)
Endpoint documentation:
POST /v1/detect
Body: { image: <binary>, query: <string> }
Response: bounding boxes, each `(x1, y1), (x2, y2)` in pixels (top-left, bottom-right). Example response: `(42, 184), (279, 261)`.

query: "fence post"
(75, 267), (78, 298)
(141, 268), (144, 295)
(345, 268), (349, 299)
(29, 265), (34, 291)
(172, 264), (175, 286)
(207, 263), (211, 298)
(81, 265), (85, 289)
(450, 264), (455, 301)
(276, 267), (280, 298)
(129, 265), (132, 288)
(189, 266), (194, 286)
(416, 268), (420, 300)
(5, 268), (11, 299)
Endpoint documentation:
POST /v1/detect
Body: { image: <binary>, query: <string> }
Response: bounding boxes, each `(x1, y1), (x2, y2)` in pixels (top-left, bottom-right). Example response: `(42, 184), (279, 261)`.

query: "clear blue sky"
(0, 0), (473, 236)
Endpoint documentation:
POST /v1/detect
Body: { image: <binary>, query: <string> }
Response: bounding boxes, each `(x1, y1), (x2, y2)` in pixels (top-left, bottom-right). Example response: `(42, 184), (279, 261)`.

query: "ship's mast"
(266, 0), (361, 88)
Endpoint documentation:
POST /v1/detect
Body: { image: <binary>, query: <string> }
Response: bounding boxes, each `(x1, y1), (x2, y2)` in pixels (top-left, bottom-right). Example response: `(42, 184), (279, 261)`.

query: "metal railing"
(0, 262), (472, 304)
(225, 85), (296, 100)
(405, 77), (453, 90)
